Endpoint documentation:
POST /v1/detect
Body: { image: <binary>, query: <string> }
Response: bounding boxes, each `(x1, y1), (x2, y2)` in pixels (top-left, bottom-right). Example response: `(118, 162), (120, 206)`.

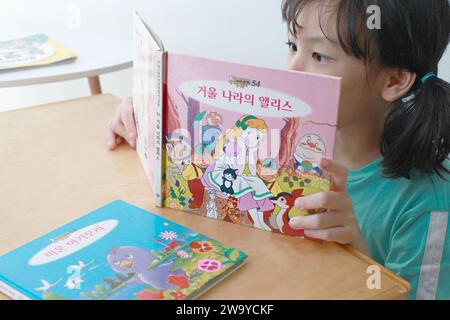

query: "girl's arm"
(289, 158), (369, 255)
(385, 210), (449, 300)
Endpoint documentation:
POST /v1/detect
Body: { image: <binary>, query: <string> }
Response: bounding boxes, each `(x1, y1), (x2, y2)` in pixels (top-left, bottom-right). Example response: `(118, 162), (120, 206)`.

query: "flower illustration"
(159, 230), (178, 241)
(171, 291), (185, 300)
(135, 290), (164, 300)
(197, 258), (222, 273)
(166, 198), (182, 210)
(176, 250), (191, 259)
(189, 241), (216, 254)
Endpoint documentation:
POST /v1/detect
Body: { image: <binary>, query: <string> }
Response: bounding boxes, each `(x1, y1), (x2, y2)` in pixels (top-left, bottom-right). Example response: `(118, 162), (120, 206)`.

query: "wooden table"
(0, 94), (410, 300)
(0, 31), (132, 95)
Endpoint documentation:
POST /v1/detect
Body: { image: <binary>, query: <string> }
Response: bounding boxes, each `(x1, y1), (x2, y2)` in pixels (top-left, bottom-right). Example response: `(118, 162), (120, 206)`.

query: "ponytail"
(380, 76), (450, 179)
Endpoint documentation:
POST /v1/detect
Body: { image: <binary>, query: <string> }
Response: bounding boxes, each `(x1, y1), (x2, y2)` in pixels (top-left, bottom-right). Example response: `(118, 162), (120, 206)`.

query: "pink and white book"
(133, 12), (341, 238)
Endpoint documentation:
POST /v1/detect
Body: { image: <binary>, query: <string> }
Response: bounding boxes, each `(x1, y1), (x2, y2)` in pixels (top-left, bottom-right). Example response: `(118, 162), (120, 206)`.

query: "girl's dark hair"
(282, 0), (450, 179)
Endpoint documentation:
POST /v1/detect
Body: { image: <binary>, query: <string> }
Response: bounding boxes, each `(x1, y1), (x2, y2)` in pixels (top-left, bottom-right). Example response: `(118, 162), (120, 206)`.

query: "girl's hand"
(107, 97), (137, 150)
(289, 158), (368, 254)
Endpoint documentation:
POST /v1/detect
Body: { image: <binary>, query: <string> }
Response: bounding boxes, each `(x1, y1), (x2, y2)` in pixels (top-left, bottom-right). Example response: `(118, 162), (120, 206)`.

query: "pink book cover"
(134, 13), (341, 238)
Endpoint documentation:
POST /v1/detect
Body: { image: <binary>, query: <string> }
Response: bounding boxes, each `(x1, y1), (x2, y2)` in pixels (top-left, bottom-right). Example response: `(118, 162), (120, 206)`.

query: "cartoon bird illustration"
(107, 246), (189, 291)
(67, 260), (94, 273)
(263, 189), (305, 237)
(77, 260), (94, 269)
(64, 274), (85, 290)
(35, 278), (62, 292)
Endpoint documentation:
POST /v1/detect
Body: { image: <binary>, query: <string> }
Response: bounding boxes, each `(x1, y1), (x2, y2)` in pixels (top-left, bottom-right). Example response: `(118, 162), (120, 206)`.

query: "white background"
(0, 0), (449, 111)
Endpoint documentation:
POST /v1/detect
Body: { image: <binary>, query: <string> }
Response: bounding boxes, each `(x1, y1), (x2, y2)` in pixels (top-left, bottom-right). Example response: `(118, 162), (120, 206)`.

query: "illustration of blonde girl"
(201, 115), (274, 231)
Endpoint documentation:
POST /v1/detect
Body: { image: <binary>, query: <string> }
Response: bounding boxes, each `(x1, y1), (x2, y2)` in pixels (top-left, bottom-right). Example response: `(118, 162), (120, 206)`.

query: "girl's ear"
(380, 68), (417, 102)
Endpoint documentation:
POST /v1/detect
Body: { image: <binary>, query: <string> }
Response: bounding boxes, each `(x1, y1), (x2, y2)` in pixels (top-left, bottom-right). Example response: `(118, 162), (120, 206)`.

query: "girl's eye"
(286, 41), (298, 52)
(312, 52), (329, 64)
(125, 254), (133, 259)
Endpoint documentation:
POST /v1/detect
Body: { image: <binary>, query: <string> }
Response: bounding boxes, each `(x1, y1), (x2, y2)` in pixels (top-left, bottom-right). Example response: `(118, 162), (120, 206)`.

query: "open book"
(133, 13), (341, 237)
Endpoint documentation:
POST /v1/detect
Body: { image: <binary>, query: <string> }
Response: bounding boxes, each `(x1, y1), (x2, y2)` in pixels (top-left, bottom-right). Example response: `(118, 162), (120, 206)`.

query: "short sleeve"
(385, 210), (449, 300)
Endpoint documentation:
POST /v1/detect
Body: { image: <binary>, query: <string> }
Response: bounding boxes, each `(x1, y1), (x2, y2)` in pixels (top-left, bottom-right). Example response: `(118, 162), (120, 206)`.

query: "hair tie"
(235, 115), (257, 130)
(421, 72), (437, 84)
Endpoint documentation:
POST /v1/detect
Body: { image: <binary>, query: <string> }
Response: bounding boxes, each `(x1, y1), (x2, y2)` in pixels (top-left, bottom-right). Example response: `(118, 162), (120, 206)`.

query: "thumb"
(319, 158), (349, 192)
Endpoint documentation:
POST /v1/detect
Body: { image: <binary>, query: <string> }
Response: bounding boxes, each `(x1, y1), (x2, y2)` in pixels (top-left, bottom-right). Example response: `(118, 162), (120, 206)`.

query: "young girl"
(107, 0), (450, 299)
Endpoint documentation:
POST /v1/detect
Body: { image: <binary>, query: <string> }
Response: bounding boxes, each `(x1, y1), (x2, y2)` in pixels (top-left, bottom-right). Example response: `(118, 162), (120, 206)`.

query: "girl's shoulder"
(426, 159), (450, 206)
(397, 158), (450, 215)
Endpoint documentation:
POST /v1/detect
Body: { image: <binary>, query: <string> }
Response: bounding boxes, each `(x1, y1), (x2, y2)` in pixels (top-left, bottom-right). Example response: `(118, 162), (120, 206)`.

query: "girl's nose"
(286, 53), (305, 72)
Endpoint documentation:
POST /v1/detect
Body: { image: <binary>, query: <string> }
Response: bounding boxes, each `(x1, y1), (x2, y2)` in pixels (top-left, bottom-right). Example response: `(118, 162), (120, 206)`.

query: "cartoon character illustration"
(263, 189), (306, 236)
(220, 167), (238, 195)
(63, 260), (94, 290)
(194, 111), (223, 151)
(193, 143), (214, 169)
(294, 134), (326, 176)
(201, 115), (274, 231)
(205, 187), (219, 219)
(71, 260), (95, 271)
(107, 246), (189, 291)
(181, 144), (213, 209)
(220, 196), (242, 224)
(64, 273), (85, 290)
(165, 130), (192, 184)
(257, 158), (284, 196)
(35, 278), (62, 292)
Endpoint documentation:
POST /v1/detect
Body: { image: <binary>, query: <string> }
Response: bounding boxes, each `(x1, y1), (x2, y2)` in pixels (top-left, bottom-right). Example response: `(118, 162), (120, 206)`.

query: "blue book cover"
(0, 200), (247, 300)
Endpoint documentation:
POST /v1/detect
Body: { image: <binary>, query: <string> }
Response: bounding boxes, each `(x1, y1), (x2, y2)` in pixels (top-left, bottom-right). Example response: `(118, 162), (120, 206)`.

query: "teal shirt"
(347, 158), (450, 300)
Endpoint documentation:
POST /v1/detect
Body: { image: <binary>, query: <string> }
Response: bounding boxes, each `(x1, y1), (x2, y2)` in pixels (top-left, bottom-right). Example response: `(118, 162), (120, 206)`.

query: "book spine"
(153, 50), (165, 207)
(133, 16), (150, 179)
(0, 276), (33, 300)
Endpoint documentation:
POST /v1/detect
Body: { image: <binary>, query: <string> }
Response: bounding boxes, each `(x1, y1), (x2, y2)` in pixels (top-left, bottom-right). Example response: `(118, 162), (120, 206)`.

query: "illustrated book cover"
(133, 13), (341, 237)
(0, 200), (247, 300)
(0, 33), (77, 71)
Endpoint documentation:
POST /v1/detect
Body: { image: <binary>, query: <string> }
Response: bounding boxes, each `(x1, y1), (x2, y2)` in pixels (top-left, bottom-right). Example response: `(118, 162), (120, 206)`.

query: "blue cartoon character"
(107, 246), (189, 290)
(194, 111), (223, 151)
(294, 134), (326, 176)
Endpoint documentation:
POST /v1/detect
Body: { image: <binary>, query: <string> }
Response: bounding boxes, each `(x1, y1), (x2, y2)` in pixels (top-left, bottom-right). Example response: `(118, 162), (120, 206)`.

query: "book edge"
(0, 274), (39, 300)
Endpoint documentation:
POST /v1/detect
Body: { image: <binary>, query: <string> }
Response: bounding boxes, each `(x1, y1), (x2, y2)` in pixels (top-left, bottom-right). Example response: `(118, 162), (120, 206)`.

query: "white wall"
(0, 0), (449, 111)
(0, 0), (287, 111)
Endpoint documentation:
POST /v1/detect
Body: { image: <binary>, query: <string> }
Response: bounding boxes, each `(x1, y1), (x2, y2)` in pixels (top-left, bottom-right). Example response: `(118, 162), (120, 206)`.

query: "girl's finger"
(121, 105), (137, 148)
(303, 226), (349, 244)
(319, 158), (349, 192)
(107, 127), (118, 150)
(294, 191), (349, 211)
(289, 211), (346, 230)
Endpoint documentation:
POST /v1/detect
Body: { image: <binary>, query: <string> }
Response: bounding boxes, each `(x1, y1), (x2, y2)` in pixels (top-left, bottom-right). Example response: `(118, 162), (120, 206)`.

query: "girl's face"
(242, 127), (263, 148)
(285, 1), (388, 129)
